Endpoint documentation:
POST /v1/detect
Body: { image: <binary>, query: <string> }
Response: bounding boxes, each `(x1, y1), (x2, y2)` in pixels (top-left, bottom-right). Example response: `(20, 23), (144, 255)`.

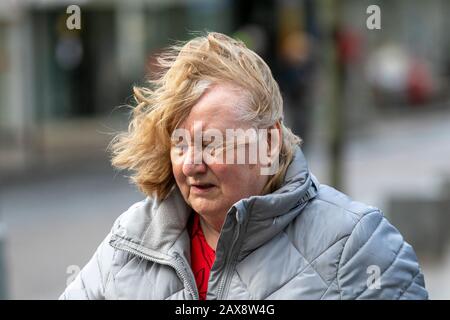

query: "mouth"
(190, 183), (216, 194)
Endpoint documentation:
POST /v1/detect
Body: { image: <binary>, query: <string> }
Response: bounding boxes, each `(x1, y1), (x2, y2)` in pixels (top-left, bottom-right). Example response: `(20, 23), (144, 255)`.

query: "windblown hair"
(109, 32), (302, 200)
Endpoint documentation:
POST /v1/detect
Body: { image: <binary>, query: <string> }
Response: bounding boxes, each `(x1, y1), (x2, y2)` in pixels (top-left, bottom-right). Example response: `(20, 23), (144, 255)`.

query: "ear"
(267, 121), (282, 156)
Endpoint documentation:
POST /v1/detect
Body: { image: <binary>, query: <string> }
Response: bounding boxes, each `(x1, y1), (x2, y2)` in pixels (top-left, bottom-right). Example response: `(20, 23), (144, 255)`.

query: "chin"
(191, 204), (214, 215)
(192, 203), (224, 216)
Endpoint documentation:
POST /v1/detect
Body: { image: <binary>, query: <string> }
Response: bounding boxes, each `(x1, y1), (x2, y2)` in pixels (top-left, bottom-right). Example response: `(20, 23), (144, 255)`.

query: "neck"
(198, 213), (224, 251)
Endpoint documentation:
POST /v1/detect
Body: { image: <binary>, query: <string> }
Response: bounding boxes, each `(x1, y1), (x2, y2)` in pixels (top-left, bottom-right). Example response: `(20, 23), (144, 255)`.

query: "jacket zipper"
(110, 240), (199, 300)
(216, 217), (242, 299)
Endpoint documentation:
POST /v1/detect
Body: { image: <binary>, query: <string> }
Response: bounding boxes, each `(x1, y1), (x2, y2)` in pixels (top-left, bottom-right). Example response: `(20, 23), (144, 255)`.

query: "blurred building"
(0, 0), (233, 178)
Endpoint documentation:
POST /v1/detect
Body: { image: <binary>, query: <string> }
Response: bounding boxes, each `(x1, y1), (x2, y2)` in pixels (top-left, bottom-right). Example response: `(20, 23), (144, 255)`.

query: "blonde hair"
(109, 32), (302, 200)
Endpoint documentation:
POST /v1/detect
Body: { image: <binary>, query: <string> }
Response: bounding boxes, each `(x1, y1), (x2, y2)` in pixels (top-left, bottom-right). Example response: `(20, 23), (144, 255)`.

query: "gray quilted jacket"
(60, 148), (428, 300)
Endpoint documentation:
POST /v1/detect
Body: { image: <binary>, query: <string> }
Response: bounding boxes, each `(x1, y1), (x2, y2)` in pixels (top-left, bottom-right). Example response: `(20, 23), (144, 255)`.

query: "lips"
(191, 183), (215, 189)
(190, 183), (216, 194)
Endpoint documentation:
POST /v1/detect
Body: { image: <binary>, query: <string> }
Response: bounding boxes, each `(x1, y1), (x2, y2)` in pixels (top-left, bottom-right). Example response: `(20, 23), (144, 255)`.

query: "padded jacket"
(60, 147), (428, 300)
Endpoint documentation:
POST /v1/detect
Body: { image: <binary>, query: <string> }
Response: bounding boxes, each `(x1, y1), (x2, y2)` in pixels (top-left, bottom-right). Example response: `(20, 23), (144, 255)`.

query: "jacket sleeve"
(59, 233), (115, 300)
(337, 210), (428, 300)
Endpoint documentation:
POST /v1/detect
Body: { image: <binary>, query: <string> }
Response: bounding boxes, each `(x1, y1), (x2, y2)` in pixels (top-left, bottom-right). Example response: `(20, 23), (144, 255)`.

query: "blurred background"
(0, 0), (449, 299)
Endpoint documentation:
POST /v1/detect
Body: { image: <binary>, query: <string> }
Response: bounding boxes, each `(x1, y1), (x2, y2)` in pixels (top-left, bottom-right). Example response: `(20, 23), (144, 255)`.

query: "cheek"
(209, 164), (231, 182)
(213, 164), (254, 194)
(171, 160), (180, 180)
(171, 161), (186, 189)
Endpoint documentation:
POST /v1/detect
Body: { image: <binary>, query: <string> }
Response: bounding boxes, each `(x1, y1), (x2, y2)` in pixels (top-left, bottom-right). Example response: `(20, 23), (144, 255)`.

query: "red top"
(188, 212), (216, 300)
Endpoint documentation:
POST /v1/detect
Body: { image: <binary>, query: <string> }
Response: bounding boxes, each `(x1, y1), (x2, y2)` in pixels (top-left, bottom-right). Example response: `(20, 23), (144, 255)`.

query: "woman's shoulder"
(285, 183), (387, 264)
(298, 183), (382, 236)
(298, 184), (427, 299)
(110, 197), (155, 241)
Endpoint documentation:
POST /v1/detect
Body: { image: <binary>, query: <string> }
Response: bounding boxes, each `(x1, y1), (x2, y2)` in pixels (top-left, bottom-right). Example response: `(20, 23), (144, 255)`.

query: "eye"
(202, 140), (213, 149)
(201, 142), (215, 156)
(171, 142), (189, 154)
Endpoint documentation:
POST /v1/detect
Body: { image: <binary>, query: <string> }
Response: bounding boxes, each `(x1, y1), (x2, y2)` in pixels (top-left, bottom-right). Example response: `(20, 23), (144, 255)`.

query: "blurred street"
(0, 154), (143, 299)
(0, 105), (449, 299)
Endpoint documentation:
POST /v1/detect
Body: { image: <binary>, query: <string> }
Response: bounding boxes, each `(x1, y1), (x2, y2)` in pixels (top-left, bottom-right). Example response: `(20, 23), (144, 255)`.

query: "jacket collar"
(232, 146), (318, 257)
(109, 146), (318, 261)
(109, 185), (192, 262)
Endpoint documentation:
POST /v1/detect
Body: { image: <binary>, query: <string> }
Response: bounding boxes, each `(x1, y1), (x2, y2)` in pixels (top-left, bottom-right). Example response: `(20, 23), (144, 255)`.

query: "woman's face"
(170, 84), (269, 222)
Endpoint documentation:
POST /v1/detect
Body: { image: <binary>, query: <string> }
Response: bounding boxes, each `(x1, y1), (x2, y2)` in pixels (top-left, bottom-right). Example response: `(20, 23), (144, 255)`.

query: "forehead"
(181, 84), (248, 131)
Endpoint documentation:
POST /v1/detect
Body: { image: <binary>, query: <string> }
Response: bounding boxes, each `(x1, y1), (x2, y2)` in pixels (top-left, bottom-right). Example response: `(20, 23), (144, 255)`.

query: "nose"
(182, 147), (207, 177)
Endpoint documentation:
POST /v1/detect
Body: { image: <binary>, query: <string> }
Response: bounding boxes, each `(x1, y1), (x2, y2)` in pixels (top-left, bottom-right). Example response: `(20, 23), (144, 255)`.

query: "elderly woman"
(60, 32), (427, 300)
